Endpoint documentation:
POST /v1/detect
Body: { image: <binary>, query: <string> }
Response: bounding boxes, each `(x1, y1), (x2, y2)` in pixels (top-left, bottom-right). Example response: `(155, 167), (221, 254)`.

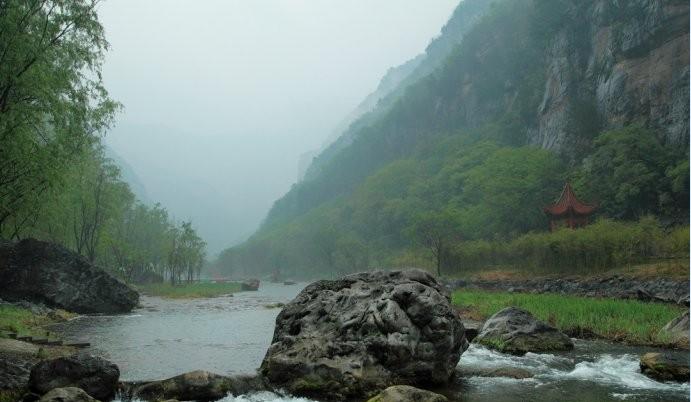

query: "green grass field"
(137, 281), (243, 299)
(0, 305), (73, 339)
(452, 290), (686, 345)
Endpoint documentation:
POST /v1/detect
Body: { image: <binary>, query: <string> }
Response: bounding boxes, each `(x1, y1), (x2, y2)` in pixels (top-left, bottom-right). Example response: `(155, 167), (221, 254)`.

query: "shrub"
(448, 218), (687, 274)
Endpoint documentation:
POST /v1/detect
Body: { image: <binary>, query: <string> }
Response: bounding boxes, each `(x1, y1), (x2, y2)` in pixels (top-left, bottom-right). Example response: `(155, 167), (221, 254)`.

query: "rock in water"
(659, 311), (689, 348)
(0, 238), (138, 313)
(366, 385), (448, 402)
(241, 279), (260, 291)
(474, 306), (573, 355)
(38, 387), (96, 402)
(260, 269), (467, 400)
(640, 352), (690, 382)
(130, 370), (267, 401)
(29, 354), (120, 400)
(457, 366), (533, 379)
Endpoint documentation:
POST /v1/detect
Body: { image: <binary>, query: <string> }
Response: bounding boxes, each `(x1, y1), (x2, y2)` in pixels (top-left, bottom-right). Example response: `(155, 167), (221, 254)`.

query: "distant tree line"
(0, 0), (206, 284)
(215, 123), (688, 279)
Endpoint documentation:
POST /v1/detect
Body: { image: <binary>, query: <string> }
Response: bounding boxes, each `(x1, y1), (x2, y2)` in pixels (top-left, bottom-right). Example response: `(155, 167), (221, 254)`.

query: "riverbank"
(452, 290), (687, 346)
(448, 262), (689, 305)
(136, 282), (243, 299)
(0, 304), (74, 340)
(0, 304), (77, 402)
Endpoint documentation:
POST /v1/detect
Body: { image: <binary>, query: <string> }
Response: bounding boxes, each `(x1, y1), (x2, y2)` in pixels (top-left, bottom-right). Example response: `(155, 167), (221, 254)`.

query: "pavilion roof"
(543, 182), (597, 216)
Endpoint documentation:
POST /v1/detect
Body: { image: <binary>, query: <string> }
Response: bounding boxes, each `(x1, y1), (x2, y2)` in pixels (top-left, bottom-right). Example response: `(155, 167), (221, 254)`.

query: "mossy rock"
(640, 352), (689, 382)
(366, 385), (447, 402)
(474, 307), (573, 355)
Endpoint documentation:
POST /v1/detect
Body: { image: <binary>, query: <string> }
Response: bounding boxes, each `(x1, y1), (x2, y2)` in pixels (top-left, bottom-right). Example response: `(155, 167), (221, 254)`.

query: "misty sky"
(99, 0), (460, 255)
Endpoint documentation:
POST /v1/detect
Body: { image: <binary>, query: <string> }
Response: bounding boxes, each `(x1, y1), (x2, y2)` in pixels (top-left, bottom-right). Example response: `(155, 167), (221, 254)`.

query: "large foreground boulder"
(659, 311), (689, 348)
(260, 269), (467, 400)
(474, 307), (573, 355)
(38, 387), (97, 402)
(640, 352), (690, 382)
(130, 370), (267, 401)
(29, 354), (119, 400)
(367, 385), (448, 402)
(0, 238), (138, 313)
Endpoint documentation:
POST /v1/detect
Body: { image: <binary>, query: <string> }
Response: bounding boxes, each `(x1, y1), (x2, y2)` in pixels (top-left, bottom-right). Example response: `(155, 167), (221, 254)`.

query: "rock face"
(640, 352), (690, 382)
(260, 270), (467, 400)
(0, 238), (138, 313)
(130, 370), (267, 401)
(38, 387), (96, 402)
(474, 307), (573, 355)
(659, 311), (690, 348)
(532, 0), (689, 153)
(367, 385), (448, 402)
(29, 354), (120, 400)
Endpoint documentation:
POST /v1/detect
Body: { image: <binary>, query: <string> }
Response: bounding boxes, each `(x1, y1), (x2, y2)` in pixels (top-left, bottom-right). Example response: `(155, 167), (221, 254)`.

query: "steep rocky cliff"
(533, 0), (689, 153)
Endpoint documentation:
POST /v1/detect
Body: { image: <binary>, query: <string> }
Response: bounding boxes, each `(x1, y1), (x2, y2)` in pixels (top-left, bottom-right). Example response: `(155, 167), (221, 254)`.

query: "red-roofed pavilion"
(543, 183), (596, 231)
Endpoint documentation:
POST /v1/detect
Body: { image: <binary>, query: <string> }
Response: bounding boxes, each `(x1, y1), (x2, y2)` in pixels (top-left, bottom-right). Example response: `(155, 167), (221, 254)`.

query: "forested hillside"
(0, 1), (206, 284)
(216, 0), (689, 279)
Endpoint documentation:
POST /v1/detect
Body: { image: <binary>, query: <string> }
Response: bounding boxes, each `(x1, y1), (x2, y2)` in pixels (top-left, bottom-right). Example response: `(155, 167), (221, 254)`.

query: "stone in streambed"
(260, 269), (467, 400)
(38, 388), (97, 402)
(29, 354), (119, 400)
(640, 352), (689, 382)
(474, 306), (573, 355)
(457, 366), (533, 379)
(367, 385), (448, 402)
(131, 370), (267, 401)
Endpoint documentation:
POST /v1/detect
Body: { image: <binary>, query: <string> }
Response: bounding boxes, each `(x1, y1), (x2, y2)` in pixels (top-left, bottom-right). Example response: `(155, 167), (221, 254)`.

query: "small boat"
(283, 280), (296, 285)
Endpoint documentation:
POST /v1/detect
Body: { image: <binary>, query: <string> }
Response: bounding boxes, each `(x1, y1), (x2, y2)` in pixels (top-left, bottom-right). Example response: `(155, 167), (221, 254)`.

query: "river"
(51, 283), (689, 402)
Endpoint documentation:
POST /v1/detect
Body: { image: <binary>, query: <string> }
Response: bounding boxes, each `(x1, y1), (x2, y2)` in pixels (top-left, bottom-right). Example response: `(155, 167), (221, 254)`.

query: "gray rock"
(260, 269), (467, 400)
(130, 370), (267, 401)
(659, 311), (690, 348)
(29, 354), (119, 400)
(241, 279), (260, 291)
(532, 0), (689, 152)
(457, 366), (533, 379)
(0, 357), (34, 389)
(366, 385), (448, 402)
(0, 238), (138, 314)
(640, 352), (690, 382)
(38, 387), (96, 402)
(474, 307), (573, 355)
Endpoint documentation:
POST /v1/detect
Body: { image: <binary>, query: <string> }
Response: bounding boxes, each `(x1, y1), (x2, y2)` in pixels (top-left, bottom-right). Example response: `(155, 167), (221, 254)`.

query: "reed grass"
(452, 290), (686, 345)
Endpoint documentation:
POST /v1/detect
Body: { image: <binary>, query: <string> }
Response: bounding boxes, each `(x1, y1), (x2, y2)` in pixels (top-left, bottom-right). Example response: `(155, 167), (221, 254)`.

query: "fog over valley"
(99, 0), (459, 254)
(1, 1), (689, 401)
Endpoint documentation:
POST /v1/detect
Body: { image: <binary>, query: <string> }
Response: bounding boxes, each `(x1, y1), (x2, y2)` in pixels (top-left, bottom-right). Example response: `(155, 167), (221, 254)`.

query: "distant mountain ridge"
(302, 0), (493, 182)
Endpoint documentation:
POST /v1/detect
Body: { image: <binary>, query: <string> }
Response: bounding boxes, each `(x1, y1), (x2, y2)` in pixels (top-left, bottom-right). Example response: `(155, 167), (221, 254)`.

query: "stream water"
(51, 283), (689, 402)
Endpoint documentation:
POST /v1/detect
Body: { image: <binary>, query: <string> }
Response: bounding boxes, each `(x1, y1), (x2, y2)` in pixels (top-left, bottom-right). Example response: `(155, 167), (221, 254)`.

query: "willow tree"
(0, 0), (119, 238)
